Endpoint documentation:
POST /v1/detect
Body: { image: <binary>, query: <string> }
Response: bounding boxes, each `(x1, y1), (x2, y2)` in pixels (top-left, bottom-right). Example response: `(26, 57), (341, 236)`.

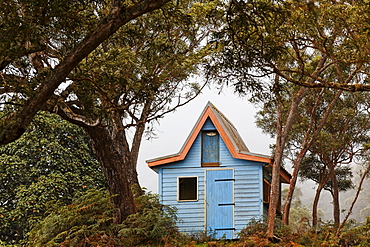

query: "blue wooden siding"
(219, 136), (263, 235)
(161, 167), (205, 233)
(159, 120), (265, 238)
(203, 118), (216, 131)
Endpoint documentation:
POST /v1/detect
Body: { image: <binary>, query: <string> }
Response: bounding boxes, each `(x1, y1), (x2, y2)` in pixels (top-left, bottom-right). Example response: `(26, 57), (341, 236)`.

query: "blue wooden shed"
(147, 102), (291, 239)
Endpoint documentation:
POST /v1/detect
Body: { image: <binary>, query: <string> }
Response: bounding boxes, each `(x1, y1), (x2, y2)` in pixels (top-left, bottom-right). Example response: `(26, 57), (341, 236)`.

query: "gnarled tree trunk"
(85, 125), (138, 223)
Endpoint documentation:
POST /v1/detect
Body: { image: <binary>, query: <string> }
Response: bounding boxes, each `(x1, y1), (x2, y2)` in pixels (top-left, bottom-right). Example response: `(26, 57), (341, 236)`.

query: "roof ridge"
(208, 102), (238, 132)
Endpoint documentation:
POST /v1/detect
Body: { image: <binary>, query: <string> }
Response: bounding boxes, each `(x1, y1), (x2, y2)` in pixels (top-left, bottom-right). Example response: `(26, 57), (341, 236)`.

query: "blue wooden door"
(206, 169), (234, 239)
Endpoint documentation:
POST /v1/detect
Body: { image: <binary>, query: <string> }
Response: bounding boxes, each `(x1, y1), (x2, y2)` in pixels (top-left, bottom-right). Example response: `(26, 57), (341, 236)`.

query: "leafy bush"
(27, 189), (116, 247)
(237, 218), (271, 246)
(237, 218), (301, 247)
(337, 218), (370, 247)
(118, 190), (180, 246)
(27, 188), (181, 246)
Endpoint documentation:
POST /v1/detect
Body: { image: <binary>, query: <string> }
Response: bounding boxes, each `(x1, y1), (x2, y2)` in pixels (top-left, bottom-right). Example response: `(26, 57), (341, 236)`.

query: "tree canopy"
(208, 0), (370, 94)
(0, 0), (171, 145)
(0, 112), (105, 244)
(0, 0), (221, 224)
(206, 0), (370, 237)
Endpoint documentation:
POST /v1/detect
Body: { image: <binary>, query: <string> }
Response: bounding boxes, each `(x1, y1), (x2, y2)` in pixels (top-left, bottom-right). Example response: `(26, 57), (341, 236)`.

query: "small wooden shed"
(147, 102), (291, 239)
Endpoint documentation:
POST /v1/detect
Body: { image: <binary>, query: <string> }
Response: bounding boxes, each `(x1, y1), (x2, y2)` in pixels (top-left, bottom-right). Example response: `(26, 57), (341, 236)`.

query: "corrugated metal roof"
(208, 102), (250, 154)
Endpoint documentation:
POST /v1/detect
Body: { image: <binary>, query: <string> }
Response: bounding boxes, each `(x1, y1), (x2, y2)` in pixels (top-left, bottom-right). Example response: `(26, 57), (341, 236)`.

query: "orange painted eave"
(147, 104), (292, 184)
(147, 106), (272, 167)
(148, 155), (182, 167)
(148, 152), (271, 167)
(148, 107), (213, 167)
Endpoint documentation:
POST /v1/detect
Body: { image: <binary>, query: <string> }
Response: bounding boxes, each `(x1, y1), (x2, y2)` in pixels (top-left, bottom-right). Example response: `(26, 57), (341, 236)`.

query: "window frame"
(177, 176), (198, 202)
(201, 130), (220, 167)
(263, 178), (271, 204)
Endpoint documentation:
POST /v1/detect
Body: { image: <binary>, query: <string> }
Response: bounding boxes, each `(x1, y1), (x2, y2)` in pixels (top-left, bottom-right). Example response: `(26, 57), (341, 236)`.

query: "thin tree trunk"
(336, 164), (370, 236)
(266, 83), (307, 239)
(312, 182), (324, 227)
(282, 151), (306, 225)
(127, 99), (153, 195)
(312, 167), (332, 227)
(282, 89), (342, 225)
(329, 163), (340, 227)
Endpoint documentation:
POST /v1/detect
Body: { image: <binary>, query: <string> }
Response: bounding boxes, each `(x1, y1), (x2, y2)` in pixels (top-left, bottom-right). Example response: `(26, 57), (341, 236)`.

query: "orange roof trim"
(147, 102), (291, 183)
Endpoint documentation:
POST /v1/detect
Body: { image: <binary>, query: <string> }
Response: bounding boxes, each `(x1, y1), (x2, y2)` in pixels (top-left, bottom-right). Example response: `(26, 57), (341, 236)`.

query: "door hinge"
(215, 228), (235, 231)
(215, 178), (235, 182)
(218, 203), (235, 206)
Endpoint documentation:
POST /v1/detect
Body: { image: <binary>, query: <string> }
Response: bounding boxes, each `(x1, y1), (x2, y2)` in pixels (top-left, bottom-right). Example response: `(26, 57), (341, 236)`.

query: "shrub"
(27, 189), (117, 247)
(237, 218), (300, 247)
(27, 188), (180, 246)
(337, 218), (370, 247)
(118, 190), (180, 246)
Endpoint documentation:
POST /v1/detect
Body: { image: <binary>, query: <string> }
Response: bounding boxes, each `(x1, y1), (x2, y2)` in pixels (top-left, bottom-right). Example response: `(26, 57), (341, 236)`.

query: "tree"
(48, 1), (219, 223)
(299, 155), (354, 227)
(0, 0), (171, 145)
(207, 0), (370, 238)
(281, 187), (311, 232)
(336, 151), (370, 236)
(340, 155), (370, 223)
(281, 88), (342, 226)
(301, 92), (370, 227)
(0, 112), (105, 244)
(1, 0), (221, 224)
(258, 87), (370, 228)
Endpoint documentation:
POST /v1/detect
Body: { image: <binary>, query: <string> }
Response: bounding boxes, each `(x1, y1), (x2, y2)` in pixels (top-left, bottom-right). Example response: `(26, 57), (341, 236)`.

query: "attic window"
(202, 131), (220, 167)
(178, 177), (198, 201)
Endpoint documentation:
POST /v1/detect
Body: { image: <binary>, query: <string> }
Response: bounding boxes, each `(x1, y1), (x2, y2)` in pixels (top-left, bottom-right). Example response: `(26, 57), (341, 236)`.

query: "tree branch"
(0, 0), (171, 145)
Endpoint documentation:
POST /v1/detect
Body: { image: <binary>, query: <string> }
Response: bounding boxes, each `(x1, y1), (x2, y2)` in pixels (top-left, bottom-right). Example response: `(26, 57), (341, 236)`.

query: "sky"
(136, 86), (275, 193)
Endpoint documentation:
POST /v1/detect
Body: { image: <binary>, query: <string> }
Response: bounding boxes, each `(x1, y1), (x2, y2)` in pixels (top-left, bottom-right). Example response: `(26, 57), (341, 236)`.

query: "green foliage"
(234, 218), (370, 247)
(238, 218), (268, 239)
(0, 0), (105, 82)
(237, 218), (296, 247)
(26, 192), (370, 247)
(27, 189), (115, 247)
(28, 188), (181, 247)
(296, 225), (340, 247)
(208, 0), (370, 94)
(118, 190), (179, 246)
(64, 0), (222, 127)
(0, 112), (105, 244)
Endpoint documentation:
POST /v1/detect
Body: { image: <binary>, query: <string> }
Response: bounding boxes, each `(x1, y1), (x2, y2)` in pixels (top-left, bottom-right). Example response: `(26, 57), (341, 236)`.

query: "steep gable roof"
(147, 102), (291, 183)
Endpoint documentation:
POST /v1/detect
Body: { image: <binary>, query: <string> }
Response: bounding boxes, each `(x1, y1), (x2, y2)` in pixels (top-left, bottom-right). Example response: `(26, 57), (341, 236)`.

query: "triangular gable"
(147, 102), (291, 183)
